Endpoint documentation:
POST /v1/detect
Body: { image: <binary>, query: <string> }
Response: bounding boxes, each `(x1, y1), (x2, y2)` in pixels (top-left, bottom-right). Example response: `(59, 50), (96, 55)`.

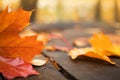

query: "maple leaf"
(69, 33), (120, 64)
(69, 48), (115, 64)
(0, 56), (38, 80)
(0, 8), (44, 79)
(0, 8), (43, 62)
(0, 34), (43, 62)
(89, 33), (120, 57)
(0, 7), (32, 32)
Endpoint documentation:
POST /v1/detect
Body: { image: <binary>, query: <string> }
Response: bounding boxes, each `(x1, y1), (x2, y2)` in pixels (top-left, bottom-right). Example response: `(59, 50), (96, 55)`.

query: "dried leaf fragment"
(73, 37), (88, 47)
(19, 28), (37, 38)
(32, 59), (47, 66)
(37, 32), (72, 51)
(37, 33), (51, 45)
(45, 45), (69, 52)
(32, 54), (47, 66)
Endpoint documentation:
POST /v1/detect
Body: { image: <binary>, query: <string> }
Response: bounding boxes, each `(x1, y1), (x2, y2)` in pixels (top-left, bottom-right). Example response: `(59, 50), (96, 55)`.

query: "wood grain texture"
(43, 50), (120, 80)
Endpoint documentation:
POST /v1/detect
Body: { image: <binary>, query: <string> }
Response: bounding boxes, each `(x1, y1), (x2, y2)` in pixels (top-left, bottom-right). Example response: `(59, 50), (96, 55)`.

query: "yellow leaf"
(69, 48), (115, 64)
(89, 33), (120, 57)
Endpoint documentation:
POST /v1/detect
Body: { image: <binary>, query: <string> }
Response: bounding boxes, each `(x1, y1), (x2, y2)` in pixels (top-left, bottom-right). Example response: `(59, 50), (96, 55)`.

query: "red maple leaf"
(0, 56), (38, 80)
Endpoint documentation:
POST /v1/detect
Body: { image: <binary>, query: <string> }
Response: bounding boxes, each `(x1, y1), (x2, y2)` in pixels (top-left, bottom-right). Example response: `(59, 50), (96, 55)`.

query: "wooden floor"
(1, 23), (120, 80)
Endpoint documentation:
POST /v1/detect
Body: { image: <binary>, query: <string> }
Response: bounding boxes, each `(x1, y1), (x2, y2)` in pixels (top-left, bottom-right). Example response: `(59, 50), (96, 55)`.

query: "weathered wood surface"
(14, 61), (67, 80)
(43, 50), (120, 80)
(43, 26), (120, 80)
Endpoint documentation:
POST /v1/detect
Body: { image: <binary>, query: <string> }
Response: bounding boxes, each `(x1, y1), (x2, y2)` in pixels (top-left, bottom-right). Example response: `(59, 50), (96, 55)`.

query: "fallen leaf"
(45, 45), (69, 52)
(32, 54), (47, 66)
(0, 7), (32, 32)
(73, 37), (88, 47)
(0, 35), (43, 62)
(69, 48), (115, 64)
(32, 59), (47, 67)
(37, 33), (51, 45)
(89, 33), (113, 51)
(37, 32), (72, 51)
(37, 32), (69, 46)
(49, 33), (72, 49)
(19, 28), (37, 38)
(0, 56), (38, 80)
(69, 33), (120, 64)
(89, 33), (120, 56)
(0, 8), (44, 79)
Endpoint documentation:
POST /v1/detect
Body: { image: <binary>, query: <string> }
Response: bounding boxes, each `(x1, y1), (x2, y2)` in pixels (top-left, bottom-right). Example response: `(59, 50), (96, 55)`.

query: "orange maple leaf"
(0, 8), (44, 62)
(0, 8), (44, 79)
(0, 7), (32, 32)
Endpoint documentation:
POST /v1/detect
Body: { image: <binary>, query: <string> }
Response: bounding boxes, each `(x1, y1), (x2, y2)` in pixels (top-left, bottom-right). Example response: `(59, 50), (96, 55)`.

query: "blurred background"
(0, 0), (120, 24)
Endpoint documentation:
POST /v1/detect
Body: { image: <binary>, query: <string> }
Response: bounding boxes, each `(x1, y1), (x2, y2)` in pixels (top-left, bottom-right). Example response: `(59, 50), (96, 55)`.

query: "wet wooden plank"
(14, 61), (67, 80)
(43, 27), (120, 80)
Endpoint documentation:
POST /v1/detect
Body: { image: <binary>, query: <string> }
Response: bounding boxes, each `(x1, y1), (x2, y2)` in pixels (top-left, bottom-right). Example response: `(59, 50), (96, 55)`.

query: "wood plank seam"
(42, 52), (78, 80)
